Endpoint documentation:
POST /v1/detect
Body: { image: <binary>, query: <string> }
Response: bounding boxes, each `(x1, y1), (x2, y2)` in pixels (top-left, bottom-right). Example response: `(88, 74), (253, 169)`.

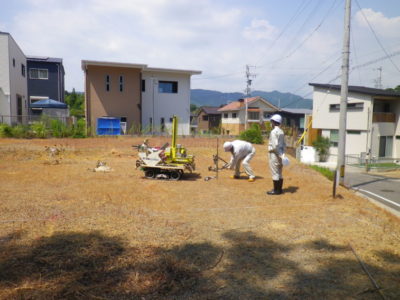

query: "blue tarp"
(30, 99), (68, 109)
(97, 117), (121, 135)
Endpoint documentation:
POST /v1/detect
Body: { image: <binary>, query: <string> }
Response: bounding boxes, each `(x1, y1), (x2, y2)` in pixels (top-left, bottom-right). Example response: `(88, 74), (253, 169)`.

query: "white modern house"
(218, 96), (278, 135)
(310, 83), (400, 161)
(82, 60), (201, 135)
(141, 67), (201, 135)
(0, 31), (28, 124)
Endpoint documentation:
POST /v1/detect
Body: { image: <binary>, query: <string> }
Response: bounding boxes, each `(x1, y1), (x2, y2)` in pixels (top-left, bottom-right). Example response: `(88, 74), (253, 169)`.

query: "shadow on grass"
(0, 230), (399, 299)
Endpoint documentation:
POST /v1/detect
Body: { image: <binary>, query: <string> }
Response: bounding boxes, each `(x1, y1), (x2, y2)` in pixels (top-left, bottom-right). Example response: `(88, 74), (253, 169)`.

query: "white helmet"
(223, 141), (233, 151)
(270, 114), (282, 124)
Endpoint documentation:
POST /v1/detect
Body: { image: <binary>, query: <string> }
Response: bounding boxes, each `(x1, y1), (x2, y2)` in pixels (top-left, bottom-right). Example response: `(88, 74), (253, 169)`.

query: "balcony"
(373, 112), (396, 123)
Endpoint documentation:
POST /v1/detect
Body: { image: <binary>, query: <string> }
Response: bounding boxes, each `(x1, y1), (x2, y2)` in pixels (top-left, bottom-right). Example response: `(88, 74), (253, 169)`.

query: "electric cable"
(354, 0), (400, 73)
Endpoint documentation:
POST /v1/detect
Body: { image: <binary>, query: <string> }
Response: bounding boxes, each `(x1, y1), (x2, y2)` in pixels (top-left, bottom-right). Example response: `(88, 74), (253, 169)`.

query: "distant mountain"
(191, 89), (312, 109)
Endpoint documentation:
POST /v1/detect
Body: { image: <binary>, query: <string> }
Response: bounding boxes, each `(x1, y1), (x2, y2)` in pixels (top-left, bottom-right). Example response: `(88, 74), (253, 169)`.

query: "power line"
(253, 0), (312, 66)
(354, 0), (400, 73)
(258, 0), (341, 69)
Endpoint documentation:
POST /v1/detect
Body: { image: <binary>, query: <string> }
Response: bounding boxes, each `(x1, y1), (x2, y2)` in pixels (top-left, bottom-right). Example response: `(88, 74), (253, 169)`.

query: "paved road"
(345, 169), (400, 215)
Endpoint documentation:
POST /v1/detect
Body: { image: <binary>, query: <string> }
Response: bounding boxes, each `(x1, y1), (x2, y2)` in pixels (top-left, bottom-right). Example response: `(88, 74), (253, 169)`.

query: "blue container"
(97, 117), (121, 135)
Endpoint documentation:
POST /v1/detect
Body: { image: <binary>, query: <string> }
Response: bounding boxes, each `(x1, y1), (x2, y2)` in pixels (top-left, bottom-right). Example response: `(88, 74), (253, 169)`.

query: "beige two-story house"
(82, 60), (201, 134)
(218, 96), (278, 135)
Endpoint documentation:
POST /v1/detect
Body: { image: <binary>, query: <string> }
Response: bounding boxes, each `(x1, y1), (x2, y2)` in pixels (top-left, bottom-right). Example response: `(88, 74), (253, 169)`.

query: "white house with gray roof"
(310, 83), (400, 161)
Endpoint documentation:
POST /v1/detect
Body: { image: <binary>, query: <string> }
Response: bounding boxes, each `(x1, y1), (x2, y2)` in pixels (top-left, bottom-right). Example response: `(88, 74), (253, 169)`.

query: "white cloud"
(355, 8), (400, 39)
(242, 19), (277, 41)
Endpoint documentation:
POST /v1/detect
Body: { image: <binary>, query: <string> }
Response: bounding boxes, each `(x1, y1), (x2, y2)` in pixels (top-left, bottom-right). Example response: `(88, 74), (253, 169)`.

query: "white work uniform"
(268, 126), (286, 181)
(226, 140), (256, 179)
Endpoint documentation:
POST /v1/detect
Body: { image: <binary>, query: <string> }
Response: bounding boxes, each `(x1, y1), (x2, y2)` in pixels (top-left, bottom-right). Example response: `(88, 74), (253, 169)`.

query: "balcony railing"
(372, 112), (395, 123)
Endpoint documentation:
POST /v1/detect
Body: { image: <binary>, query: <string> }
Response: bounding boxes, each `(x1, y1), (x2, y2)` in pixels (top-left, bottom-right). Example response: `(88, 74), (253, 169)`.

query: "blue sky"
(1, 0), (400, 97)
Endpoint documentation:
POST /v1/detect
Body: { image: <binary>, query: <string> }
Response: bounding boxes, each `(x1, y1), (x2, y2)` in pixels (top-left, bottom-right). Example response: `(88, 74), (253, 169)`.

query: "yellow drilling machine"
(135, 116), (195, 180)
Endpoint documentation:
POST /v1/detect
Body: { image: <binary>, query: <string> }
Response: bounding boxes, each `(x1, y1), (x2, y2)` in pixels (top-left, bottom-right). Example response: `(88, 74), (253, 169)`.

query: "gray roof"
(27, 56), (63, 63)
(280, 108), (312, 115)
(309, 83), (400, 97)
(201, 106), (222, 115)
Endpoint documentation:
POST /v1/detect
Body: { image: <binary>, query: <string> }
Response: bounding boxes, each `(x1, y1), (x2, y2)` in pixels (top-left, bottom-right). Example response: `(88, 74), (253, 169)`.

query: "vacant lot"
(0, 137), (399, 299)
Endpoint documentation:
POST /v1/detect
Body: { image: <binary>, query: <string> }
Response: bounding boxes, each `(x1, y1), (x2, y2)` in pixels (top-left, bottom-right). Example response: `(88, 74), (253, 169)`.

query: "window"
(12, 58), (15, 67)
(232, 113), (237, 118)
(21, 64), (25, 77)
(263, 112), (271, 119)
(159, 81), (178, 93)
(119, 75), (124, 92)
(224, 113), (228, 118)
(248, 111), (259, 120)
(142, 79), (145, 92)
(379, 136), (393, 157)
(203, 115), (209, 121)
(347, 130), (361, 134)
(161, 117), (165, 132)
(330, 130), (339, 147)
(105, 75), (110, 91)
(29, 68), (48, 79)
(330, 102), (364, 111)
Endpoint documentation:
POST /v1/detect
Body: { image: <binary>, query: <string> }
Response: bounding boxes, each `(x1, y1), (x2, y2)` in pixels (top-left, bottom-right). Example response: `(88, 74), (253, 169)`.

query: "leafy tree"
(386, 85), (400, 92)
(312, 136), (330, 162)
(190, 103), (198, 113)
(65, 89), (85, 118)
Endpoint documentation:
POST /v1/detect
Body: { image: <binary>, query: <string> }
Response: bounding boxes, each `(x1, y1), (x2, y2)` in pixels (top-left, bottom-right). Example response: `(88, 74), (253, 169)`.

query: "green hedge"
(0, 118), (87, 139)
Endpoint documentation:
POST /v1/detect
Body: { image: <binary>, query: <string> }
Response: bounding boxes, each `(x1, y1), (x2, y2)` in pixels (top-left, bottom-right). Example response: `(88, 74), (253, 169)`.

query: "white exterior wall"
(312, 88), (372, 130)
(221, 111), (240, 124)
(0, 34), (11, 116)
(394, 101), (400, 158)
(8, 35), (28, 117)
(321, 129), (369, 162)
(141, 71), (191, 135)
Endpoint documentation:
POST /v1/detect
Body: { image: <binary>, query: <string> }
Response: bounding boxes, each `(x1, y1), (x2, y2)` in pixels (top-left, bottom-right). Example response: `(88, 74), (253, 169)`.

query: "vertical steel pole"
(337, 0), (352, 187)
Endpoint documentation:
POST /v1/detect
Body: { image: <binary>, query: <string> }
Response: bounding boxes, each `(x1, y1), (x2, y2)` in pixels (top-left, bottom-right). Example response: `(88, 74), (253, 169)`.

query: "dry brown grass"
(0, 137), (399, 299)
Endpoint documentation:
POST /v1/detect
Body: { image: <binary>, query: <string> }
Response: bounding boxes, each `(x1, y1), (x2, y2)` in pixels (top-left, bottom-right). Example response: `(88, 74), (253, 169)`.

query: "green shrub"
(72, 118), (87, 138)
(50, 119), (71, 137)
(312, 136), (330, 162)
(239, 123), (264, 144)
(31, 122), (49, 138)
(11, 124), (32, 138)
(0, 124), (13, 137)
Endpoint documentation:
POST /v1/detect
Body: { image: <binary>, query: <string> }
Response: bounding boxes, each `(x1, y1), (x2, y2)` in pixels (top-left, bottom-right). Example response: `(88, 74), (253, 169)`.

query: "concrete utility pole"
(374, 66), (383, 89)
(244, 65), (256, 130)
(337, 0), (352, 187)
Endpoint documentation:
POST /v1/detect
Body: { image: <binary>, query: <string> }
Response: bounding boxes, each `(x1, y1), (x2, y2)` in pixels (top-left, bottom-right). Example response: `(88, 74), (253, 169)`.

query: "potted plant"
(312, 136), (330, 162)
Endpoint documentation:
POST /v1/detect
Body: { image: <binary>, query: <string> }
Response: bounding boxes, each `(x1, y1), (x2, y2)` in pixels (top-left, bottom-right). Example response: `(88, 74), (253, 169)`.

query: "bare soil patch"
(0, 137), (399, 299)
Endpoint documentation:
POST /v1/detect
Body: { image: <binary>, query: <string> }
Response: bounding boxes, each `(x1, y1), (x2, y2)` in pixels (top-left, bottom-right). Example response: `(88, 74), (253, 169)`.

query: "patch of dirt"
(0, 137), (399, 299)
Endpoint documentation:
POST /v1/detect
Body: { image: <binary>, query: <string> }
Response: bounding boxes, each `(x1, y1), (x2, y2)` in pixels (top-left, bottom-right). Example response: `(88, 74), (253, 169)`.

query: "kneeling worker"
(223, 140), (256, 182)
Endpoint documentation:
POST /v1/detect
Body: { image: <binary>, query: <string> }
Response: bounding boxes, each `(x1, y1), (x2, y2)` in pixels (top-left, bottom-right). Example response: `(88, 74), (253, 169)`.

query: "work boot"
(230, 175), (240, 179)
(279, 179), (284, 194)
(267, 180), (281, 195)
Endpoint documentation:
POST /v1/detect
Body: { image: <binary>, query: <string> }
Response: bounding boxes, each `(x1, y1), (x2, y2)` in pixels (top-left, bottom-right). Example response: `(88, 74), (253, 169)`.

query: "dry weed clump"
(0, 137), (399, 299)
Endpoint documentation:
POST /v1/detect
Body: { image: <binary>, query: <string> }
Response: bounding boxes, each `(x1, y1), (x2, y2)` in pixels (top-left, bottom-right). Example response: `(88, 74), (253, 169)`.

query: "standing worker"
(223, 140), (256, 182)
(267, 114), (286, 195)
